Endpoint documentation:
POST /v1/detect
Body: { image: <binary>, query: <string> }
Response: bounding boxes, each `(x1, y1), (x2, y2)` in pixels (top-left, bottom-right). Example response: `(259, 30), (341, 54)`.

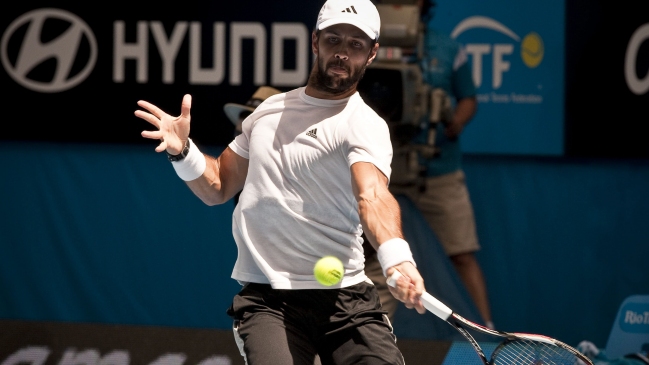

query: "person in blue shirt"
(414, 0), (493, 330)
(365, 0), (494, 330)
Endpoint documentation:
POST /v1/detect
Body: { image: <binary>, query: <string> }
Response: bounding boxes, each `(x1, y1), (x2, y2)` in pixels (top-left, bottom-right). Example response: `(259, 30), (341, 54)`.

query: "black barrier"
(2, 0), (648, 157)
(564, 0), (649, 158)
(0, 319), (244, 365)
(0, 1), (322, 147)
(0, 319), (457, 365)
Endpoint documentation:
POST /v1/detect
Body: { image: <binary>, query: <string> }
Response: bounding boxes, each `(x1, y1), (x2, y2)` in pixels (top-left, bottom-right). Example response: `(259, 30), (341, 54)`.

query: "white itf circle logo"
(1, 8), (98, 93)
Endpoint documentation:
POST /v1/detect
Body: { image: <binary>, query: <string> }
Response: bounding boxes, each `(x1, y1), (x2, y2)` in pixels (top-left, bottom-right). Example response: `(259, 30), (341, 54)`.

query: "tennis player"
(134, 0), (427, 363)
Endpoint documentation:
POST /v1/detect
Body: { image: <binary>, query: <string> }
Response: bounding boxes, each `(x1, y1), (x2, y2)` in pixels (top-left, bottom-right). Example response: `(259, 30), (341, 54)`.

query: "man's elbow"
(200, 196), (222, 206)
(194, 189), (229, 206)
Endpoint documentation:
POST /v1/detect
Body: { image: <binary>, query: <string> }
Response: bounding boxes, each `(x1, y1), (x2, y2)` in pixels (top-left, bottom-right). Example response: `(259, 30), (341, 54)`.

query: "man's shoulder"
(255, 87), (296, 111)
(354, 94), (387, 123)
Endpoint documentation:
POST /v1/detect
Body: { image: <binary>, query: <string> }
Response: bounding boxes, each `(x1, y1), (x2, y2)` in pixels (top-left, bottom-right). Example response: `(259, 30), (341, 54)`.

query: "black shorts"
(227, 281), (405, 365)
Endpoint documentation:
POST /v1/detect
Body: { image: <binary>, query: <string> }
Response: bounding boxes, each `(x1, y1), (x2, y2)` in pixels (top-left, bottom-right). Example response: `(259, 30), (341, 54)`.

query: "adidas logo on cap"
(316, 0), (381, 41)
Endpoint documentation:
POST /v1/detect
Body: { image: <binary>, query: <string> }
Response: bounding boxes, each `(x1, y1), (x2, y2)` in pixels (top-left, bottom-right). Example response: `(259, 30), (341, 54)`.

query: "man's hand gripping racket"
(387, 270), (593, 365)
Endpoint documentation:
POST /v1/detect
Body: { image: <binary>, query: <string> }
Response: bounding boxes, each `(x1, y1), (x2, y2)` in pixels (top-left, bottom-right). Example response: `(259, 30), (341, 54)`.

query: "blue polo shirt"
(414, 27), (476, 177)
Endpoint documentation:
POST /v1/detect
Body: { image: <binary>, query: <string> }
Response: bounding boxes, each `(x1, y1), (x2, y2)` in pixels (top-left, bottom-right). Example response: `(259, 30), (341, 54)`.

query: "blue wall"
(0, 142), (240, 330)
(464, 154), (649, 347)
(1, 141), (647, 348)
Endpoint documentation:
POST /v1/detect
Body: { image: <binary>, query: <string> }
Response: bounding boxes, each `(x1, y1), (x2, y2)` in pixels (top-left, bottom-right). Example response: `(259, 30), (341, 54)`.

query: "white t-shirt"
(228, 87), (393, 289)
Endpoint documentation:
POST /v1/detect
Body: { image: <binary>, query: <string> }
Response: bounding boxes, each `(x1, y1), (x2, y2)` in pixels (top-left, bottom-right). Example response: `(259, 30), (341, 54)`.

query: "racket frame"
(386, 270), (593, 365)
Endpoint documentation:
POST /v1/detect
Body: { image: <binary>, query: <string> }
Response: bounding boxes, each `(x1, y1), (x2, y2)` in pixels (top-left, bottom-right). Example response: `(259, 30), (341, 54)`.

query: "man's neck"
(304, 82), (357, 100)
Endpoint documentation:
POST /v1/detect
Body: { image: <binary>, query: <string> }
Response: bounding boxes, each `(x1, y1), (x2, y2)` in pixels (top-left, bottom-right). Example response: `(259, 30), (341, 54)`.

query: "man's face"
(310, 23), (378, 95)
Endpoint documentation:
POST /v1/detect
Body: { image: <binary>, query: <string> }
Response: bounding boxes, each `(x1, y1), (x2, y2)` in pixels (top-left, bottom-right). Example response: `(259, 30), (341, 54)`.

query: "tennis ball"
(314, 256), (344, 286)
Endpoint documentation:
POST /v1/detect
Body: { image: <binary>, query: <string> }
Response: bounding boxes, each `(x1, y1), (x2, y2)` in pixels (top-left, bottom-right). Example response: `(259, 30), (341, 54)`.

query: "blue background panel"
(433, 0), (565, 156)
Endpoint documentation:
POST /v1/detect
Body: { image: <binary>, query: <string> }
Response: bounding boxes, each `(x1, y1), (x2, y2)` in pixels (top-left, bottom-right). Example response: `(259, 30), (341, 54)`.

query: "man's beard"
(309, 56), (368, 95)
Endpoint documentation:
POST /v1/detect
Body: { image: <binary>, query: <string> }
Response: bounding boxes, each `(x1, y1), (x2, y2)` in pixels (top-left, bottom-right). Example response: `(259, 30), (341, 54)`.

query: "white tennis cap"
(316, 0), (381, 41)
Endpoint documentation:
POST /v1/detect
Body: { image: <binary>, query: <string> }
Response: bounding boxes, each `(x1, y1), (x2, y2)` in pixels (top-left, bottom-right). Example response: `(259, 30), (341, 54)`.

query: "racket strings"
(491, 339), (580, 365)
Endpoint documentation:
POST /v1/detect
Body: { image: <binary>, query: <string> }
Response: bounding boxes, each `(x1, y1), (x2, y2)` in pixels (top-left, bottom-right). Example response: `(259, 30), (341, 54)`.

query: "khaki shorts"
(390, 170), (480, 256)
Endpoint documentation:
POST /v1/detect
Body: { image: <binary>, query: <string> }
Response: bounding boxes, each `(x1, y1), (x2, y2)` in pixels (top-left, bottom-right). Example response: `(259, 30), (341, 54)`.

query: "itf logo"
(1, 8), (98, 93)
(451, 16), (544, 90)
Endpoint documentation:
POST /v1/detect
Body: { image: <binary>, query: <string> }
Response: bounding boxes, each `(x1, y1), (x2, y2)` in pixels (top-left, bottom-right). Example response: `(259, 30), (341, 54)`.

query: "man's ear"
(312, 31), (319, 55)
(366, 42), (379, 66)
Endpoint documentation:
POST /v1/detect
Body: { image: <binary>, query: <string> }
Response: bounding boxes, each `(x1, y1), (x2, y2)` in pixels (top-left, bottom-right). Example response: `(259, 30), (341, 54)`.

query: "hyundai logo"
(1, 8), (98, 93)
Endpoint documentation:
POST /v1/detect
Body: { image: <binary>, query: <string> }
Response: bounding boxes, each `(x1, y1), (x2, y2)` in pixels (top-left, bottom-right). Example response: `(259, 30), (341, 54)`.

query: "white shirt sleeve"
(228, 115), (252, 159)
(345, 104), (393, 181)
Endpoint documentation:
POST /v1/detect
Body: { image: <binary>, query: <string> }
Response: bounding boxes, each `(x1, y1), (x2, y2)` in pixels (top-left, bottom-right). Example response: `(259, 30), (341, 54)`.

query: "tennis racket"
(387, 270), (593, 365)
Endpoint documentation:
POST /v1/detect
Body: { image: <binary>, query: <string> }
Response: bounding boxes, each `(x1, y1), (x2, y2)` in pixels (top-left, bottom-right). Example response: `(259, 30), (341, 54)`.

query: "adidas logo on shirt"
(306, 128), (318, 139)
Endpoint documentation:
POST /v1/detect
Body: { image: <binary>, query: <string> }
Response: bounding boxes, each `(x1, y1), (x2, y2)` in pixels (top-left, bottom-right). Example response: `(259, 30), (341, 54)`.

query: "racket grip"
(387, 270), (453, 320)
(420, 292), (453, 320)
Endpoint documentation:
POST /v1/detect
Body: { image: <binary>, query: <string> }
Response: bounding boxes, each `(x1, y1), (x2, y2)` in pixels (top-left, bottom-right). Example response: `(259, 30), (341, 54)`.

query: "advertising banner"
(564, 0), (649, 158)
(432, 0), (565, 156)
(604, 295), (649, 359)
(2, 0), (646, 156)
(0, 320), (244, 365)
(0, 319), (459, 365)
(0, 1), (321, 147)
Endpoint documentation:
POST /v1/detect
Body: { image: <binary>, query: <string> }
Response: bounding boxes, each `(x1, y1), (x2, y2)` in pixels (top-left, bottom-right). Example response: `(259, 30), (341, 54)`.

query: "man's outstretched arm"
(350, 161), (426, 314)
(135, 94), (248, 206)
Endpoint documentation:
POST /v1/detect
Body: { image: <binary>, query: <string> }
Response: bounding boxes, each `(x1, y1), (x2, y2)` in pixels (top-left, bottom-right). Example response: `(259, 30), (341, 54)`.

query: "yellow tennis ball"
(314, 256), (344, 286)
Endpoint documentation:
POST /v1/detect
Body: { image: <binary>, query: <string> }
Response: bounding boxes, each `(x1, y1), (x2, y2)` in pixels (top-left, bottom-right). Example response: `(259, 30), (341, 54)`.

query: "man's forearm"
(358, 187), (403, 251)
(185, 154), (227, 206)
(183, 147), (247, 206)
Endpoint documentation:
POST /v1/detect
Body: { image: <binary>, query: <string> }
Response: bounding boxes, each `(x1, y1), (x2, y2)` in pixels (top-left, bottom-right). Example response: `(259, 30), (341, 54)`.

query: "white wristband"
(171, 139), (206, 181)
(376, 238), (416, 277)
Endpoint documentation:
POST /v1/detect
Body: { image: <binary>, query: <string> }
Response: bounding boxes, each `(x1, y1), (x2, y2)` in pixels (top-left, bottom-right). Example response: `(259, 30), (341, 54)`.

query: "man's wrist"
(376, 238), (416, 277)
(167, 139), (190, 162)
(170, 139), (206, 181)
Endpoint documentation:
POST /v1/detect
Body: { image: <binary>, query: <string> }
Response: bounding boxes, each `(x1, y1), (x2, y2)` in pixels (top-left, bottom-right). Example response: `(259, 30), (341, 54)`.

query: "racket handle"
(387, 270), (453, 320)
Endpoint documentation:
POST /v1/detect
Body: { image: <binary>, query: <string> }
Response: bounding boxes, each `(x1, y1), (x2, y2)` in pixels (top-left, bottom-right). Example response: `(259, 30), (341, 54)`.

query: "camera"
(357, 0), (451, 186)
